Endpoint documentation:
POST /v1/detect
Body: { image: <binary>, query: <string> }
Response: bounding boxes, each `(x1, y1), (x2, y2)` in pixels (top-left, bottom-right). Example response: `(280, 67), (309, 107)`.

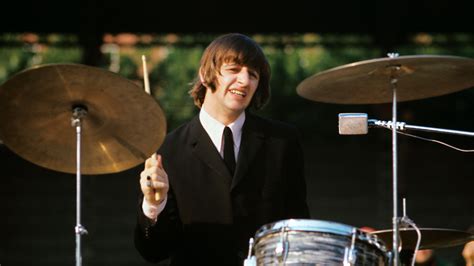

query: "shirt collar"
(199, 108), (245, 153)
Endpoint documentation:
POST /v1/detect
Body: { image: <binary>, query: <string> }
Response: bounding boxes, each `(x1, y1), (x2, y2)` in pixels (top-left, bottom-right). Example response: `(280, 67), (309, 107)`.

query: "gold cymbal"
(0, 63), (166, 174)
(297, 55), (474, 104)
(370, 228), (474, 250)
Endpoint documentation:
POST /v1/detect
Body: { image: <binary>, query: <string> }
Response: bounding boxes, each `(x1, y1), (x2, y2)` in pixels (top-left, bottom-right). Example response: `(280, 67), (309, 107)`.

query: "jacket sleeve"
(134, 187), (182, 263)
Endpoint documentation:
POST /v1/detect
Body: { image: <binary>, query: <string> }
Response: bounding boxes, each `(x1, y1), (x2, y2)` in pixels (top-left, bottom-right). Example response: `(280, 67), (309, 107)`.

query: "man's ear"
(199, 67), (205, 84)
(199, 67), (213, 90)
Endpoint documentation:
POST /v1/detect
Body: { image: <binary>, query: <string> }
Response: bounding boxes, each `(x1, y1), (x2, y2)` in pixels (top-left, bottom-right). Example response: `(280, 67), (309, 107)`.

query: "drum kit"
(244, 54), (474, 265)
(0, 53), (473, 266)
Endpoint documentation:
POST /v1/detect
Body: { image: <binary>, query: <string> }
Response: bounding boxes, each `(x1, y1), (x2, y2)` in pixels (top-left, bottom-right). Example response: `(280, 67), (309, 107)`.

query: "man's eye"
(250, 71), (259, 78)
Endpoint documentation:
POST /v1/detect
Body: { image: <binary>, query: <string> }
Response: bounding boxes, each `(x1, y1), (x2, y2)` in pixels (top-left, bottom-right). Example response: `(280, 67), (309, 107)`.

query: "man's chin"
(226, 102), (249, 112)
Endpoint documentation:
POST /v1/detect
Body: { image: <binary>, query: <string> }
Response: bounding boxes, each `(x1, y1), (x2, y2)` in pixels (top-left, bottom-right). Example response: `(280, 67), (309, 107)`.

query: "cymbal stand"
(400, 198), (422, 266)
(387, 52), (401, 266)
(71, 106), (89, 266)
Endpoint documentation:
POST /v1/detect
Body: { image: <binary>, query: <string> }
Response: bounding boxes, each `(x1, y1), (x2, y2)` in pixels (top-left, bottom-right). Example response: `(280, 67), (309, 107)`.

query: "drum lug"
(344, 228), (358, 266)
(275, 226), (289, 263)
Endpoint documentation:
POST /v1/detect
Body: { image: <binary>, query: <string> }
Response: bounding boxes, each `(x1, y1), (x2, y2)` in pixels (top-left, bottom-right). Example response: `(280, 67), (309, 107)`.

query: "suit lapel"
(189, 116), (233, 181)
(231, 113), (264, 190)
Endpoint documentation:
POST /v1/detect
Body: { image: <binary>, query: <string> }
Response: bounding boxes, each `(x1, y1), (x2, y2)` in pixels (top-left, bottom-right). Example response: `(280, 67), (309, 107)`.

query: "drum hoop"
(255, 219), (387, 253)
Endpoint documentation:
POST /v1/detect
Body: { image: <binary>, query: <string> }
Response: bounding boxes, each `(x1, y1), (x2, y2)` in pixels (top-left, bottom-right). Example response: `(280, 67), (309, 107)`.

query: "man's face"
(203, 62), (259, 119)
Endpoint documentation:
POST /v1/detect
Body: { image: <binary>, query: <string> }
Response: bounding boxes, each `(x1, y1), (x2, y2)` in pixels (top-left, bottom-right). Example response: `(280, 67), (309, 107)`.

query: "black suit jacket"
(135, 112), (309, 265)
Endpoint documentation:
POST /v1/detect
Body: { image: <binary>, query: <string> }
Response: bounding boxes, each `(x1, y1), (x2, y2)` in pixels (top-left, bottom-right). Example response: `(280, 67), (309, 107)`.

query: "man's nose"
(237, 69), (250, 85)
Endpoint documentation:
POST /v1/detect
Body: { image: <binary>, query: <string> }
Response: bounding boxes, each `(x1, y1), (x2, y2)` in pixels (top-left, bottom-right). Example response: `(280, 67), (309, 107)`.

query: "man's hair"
(189, 33), (271, 110)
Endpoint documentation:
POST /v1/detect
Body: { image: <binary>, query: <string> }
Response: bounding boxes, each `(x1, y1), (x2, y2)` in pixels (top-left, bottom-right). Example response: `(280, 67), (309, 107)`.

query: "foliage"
(1, 33), (473, 133)
(149, 46), (203, 129)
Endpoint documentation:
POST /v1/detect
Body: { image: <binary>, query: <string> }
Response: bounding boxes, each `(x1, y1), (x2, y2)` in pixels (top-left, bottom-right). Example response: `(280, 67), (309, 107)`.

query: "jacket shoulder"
(248, 113), (300, 139)
(157, 117), (196, 155)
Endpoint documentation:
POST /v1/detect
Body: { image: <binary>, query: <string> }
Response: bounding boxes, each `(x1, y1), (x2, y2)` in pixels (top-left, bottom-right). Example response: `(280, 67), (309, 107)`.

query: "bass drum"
(252, 219), (388, 265)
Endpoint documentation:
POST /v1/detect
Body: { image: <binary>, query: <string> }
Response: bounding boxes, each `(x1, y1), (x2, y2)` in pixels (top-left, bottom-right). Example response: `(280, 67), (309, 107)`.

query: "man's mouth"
(229, 89), (246, 97)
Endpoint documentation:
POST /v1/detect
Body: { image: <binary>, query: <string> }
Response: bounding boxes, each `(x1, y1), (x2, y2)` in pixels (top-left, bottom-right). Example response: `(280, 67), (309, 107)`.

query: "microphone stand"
(369, 119), (474, 137)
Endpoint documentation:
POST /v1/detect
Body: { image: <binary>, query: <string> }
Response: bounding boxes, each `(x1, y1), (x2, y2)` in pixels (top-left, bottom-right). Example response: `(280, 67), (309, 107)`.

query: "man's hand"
(463, 241), (474, 266)
(140, 153), (169, 205)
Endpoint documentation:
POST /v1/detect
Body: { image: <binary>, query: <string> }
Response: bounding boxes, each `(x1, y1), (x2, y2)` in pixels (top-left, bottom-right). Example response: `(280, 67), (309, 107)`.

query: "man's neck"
(201, 105), (242, 126)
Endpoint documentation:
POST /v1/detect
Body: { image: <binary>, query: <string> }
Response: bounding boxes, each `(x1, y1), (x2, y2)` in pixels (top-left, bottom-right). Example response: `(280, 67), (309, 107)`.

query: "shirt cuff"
(142, 196), (168, 222)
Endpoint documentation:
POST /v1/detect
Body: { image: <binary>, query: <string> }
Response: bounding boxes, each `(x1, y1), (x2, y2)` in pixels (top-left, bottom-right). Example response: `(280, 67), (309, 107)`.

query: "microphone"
(338, 113), (474, 137)
(338, 113), (407, 135)
(338, 113), (369, 135)
(339, 113), (474, 153)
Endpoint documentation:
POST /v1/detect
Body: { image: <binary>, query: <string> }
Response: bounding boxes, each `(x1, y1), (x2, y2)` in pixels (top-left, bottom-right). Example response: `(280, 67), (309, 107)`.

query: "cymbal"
(370, 228), (474, 250)
(296, 55), (474, 104)
(0, 64), (166, 174)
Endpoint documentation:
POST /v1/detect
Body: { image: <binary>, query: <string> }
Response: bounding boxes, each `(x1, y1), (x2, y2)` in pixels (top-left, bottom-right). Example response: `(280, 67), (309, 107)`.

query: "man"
(462, 241), (474, 265)
(413, 249), (454, 266)
(134, 33), (309, 265)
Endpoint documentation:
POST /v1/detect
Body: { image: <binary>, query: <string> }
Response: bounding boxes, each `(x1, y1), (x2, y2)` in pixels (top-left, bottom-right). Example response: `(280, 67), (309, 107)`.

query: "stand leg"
(72, 107), (88, 266)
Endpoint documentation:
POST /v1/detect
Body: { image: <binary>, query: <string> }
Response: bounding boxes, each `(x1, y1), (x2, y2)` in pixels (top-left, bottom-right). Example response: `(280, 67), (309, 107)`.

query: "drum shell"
(253, 219), (388, 265)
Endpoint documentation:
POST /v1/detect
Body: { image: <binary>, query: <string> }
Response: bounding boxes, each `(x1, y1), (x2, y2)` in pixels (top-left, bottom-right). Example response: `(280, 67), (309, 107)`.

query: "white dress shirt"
(199, 107), (244, 160)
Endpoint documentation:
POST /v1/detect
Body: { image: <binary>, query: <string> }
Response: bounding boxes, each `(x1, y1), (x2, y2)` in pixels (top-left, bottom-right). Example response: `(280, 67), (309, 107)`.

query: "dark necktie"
(223, 126), (236, 176)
